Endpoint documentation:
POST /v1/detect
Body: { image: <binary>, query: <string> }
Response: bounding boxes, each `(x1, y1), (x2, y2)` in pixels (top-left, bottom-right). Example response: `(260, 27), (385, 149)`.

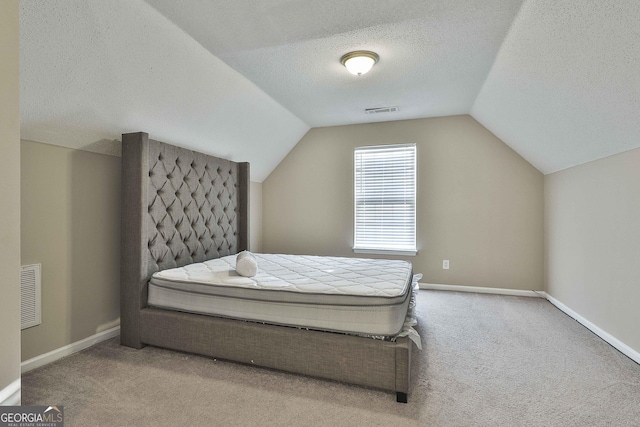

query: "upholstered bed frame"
(120, 132), (412, 402)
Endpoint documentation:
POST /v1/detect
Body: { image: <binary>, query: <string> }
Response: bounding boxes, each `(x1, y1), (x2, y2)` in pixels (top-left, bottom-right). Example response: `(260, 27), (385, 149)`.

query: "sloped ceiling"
(20, 0), (640, 180)
(144, 0), (524, 127)
(472, 0), (640, 174)
(19, 0), (309, 181)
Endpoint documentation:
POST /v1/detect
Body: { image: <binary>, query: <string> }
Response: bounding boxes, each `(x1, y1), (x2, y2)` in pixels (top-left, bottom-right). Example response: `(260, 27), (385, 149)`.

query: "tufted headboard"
(120, 132), (249, 347)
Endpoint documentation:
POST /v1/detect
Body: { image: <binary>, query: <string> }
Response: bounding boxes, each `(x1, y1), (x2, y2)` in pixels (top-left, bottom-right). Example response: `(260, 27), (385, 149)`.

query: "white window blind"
(354, 143), (416, 255)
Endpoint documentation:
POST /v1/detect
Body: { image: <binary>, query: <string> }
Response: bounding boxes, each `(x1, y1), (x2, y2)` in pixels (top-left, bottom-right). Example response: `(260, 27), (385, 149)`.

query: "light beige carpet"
(22, 290), (640, 426)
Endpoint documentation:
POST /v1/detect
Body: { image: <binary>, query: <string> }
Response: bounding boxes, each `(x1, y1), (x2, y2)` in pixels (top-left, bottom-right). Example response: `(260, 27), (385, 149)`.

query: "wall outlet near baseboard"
(443, 260), (450, 270)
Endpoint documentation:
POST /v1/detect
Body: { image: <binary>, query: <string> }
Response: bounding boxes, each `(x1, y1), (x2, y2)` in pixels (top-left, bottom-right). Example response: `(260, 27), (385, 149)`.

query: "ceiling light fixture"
(340, 51), (379, 76)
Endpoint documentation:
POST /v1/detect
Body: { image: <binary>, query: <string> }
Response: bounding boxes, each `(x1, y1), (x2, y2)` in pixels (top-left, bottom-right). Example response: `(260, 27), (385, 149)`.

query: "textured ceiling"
(20, 0), (640, 180)
(144, 0), (524, 127)
(472, 0), (640, 174)
(19, 0), (308, 181)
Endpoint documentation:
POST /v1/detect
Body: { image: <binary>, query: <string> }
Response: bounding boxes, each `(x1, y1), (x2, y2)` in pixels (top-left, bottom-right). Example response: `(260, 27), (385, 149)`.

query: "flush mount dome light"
(340, 51), (379, 76)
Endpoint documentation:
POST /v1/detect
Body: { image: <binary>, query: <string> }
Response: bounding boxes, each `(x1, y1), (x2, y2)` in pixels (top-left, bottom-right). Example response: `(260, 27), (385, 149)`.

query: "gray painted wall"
(545, 147), (640, 354)
(250, 181), (263, 252)
(262, 115), (544, 290)
(21, 141), (122, 361)
(0, 0), (21, 403)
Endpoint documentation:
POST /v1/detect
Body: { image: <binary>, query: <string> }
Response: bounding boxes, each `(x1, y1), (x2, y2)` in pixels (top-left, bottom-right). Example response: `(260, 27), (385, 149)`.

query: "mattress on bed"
(148, 253), (413, 336)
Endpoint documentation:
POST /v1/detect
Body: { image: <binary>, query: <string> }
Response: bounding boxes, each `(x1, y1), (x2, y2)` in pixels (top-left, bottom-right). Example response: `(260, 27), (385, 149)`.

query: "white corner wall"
(545, 147), (640, 355)
(0, 0), (22, 406)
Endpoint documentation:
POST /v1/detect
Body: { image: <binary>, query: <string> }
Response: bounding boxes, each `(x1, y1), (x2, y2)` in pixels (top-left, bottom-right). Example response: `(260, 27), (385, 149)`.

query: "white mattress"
(148, 253), (413, 336)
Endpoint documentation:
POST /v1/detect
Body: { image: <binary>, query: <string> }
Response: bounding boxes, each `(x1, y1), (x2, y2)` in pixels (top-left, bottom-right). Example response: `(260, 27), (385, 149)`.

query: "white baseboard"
(419, 283), (640, 365)
(21, 326), (120, 374)
(0, 378), (21, 406)
(543, 292), (640, 365)
(419, 283), (544, 298)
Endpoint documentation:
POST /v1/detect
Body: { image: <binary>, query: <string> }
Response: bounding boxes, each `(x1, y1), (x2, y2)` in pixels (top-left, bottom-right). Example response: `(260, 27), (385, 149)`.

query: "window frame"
(353, 143), (417, 256)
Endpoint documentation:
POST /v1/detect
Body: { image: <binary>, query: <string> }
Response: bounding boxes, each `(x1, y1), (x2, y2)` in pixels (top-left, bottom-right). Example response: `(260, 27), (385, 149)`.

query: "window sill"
(353, 248), (417, 257)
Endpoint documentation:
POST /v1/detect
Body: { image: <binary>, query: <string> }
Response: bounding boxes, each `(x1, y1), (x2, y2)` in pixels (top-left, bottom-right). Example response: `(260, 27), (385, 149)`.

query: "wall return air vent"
(21, 264), (42, 330)
(365, 106), (399, 115)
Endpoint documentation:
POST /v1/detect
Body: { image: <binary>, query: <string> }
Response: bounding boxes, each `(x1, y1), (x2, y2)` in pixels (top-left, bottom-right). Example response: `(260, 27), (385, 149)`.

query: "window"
(354, 143), (416, 255)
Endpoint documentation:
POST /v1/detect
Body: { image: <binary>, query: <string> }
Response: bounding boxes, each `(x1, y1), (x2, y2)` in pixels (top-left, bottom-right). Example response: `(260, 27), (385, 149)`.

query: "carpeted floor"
(22, 290), (640, 426)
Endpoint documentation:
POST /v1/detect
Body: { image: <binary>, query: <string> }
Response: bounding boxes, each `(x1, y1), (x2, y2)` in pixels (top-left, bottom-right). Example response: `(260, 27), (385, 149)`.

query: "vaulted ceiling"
(20, 0), (640, 181)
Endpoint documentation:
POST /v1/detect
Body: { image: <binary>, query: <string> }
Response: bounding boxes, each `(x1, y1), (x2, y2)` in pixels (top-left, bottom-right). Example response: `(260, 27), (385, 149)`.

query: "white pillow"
(236, 251), (258, 277)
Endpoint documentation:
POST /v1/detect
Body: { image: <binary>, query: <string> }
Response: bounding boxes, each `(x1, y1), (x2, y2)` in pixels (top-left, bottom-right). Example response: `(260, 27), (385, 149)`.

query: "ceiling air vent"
(365, 106), (399, 115)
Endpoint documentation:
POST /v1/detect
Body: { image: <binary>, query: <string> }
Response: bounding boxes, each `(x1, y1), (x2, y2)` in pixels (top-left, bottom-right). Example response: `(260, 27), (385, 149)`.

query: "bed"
(120, 132), (416, 402)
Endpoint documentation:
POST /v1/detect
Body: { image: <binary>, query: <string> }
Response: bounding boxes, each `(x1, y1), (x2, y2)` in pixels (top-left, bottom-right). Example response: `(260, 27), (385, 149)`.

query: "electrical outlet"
(443, 260), (450, 270)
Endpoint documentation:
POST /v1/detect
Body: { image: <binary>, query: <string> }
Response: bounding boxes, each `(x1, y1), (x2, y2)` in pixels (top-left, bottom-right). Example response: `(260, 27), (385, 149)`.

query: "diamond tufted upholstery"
(121, 132), (249, 348)
(147, 140), (240, 273)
